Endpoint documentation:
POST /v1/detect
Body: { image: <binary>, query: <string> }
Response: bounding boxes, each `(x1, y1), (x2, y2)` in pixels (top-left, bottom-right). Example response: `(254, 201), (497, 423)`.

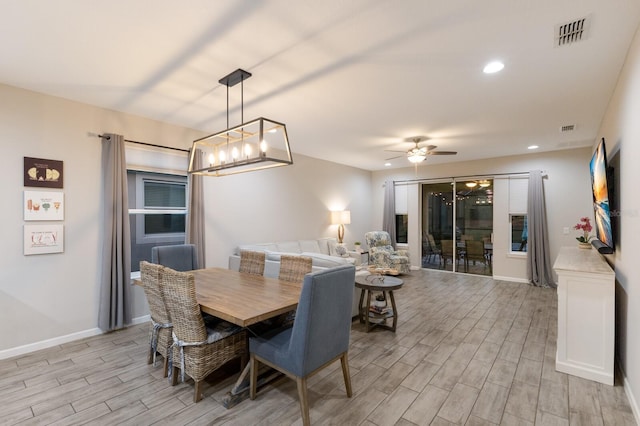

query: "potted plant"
(574, 217), (593, 249)
(354, 241), (362, 252)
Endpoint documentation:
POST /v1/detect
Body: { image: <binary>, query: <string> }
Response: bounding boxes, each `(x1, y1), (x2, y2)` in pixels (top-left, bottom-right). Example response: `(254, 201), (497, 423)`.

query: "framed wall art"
(24, 157), (63, 188)
(24, 190), (64, 221)
(24, 224), (64, 255)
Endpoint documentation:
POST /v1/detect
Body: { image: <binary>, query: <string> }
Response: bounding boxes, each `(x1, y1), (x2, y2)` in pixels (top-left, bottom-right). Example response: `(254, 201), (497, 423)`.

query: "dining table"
(191, 267), (303, 327)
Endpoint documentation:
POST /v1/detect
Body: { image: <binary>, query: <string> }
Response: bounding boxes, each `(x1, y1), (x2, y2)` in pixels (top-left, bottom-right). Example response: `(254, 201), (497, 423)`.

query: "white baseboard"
(492, 275), (529, 283)
(0, 314), (151, 361)
(619, 362), (640, 424)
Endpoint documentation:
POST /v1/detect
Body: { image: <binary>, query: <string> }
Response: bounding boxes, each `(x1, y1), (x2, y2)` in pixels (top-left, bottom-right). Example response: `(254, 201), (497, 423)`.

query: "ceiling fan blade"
(424, 145), (437, 151)
(385, 155), (403, 160)
(429, 151), (457, 155)
(384, 149), (406, 153)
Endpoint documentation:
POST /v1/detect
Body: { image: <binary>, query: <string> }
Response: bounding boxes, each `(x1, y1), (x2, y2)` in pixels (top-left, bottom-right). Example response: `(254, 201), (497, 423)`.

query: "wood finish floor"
(0, 269), (636, 425)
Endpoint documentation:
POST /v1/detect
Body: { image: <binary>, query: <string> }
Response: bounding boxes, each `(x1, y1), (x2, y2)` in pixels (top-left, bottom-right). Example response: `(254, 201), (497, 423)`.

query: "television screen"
(590, 138), (614, 250)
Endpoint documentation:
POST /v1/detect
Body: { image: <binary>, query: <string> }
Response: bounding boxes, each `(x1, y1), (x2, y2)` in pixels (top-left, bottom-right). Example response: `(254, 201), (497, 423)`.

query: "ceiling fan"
(385, 136), (457, 163)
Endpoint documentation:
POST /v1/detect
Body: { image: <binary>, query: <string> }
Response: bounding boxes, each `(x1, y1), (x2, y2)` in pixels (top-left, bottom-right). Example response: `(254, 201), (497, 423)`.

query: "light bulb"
(231, 147), (239, 160)
(219, 150), (226, 163)
(260, 140), (267, 155)
(208, 153), (215, 166)
(244, 144), (252, 157)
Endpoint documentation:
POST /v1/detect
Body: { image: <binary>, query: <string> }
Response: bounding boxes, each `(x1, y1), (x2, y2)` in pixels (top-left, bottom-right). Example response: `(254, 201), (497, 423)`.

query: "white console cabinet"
(553, 246), (615, 385)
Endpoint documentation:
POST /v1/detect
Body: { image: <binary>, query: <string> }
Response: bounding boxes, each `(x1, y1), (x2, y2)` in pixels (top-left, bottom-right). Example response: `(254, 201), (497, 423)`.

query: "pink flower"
(574, 217), (593, 243)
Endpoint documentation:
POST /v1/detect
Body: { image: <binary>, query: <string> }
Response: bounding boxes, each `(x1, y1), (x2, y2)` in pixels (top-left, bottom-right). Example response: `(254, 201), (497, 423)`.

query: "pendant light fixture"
(188, 69), (293, 177)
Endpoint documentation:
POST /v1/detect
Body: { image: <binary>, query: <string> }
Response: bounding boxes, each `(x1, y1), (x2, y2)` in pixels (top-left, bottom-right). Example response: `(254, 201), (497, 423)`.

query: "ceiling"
(1, 1), (639, 171)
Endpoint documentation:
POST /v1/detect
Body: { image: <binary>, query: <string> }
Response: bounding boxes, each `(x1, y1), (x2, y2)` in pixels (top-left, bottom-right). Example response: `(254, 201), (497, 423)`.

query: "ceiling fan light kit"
(385, 136), (457, 165)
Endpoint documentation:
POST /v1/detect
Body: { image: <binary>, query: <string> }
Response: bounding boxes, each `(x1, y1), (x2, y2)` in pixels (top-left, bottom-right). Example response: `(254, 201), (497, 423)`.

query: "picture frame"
(24, 190), (64, 221)
(24, 157), (64, 188)
(24, 224), (64, 255)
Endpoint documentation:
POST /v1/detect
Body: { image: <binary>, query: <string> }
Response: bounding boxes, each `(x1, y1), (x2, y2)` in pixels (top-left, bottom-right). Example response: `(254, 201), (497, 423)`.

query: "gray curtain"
(186, 149), (205, 268)
(527, 170), (555, 288)
(382, 180), (396, 249)
(98, 134), (132, 331)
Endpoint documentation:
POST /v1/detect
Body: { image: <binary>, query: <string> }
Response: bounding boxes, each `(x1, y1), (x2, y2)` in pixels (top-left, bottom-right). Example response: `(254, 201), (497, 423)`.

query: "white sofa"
(228, 237), (364, 316)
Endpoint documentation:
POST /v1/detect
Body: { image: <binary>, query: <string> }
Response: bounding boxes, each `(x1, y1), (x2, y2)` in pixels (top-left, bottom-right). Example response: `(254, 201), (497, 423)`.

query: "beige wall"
(201, 154), (372, 269)
(597, 23), (640, 419)
(0, 83), (206, 354)
(0, 83), (373, 356)
(371, 148), (594, 282)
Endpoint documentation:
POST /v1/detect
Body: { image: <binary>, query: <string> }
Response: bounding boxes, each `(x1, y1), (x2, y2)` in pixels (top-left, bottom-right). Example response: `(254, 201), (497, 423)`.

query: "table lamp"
(331, 210), (351, 244)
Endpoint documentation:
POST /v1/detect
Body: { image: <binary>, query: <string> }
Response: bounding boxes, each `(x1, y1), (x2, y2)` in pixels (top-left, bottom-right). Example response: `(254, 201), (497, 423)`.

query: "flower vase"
(578, 242), (591, 249)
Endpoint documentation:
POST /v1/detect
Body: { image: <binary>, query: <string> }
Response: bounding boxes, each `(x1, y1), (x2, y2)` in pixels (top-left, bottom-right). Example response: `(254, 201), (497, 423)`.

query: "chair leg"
(147, 345), (154, 365)
(194, 380), (203, 403)
(163, 356), (169, 378)
(296, 376), (310, 426)
(171, 366), (179, 386)
(249, 355), (258, 400)
(340, 353), (353, 397)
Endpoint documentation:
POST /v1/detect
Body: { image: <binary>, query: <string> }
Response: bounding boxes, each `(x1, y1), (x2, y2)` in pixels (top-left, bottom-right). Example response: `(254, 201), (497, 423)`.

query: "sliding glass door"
(421, 182), (455, 271)
(421, 179), (493, 276)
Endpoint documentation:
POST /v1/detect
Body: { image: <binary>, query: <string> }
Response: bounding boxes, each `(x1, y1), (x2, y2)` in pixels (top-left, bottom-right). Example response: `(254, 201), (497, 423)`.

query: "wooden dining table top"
(193, 267), (303, 327)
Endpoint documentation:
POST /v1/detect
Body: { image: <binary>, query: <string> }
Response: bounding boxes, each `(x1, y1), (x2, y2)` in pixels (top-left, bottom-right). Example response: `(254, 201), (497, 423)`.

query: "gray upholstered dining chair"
(140, 261), (172, 377)
(151, 244), (199, 271)
(249, 264), (356, 426)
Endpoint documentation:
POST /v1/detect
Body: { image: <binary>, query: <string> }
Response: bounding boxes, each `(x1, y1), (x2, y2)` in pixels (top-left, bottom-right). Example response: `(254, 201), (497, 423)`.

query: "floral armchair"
(364, 231), (410, 274)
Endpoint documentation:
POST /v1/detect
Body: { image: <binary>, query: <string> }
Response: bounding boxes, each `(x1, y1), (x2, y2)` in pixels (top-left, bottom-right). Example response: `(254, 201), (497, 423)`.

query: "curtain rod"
(389, 171), (547, 186)
(96, 133), (191, 153)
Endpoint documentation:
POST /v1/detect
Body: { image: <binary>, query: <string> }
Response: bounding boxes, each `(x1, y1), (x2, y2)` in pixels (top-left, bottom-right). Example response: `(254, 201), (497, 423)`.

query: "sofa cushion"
(299, 239), (321, 253)
(265, 250), (301, 262)
(316, 238), (334, 255)
(235, 243), (278, 255)
(300, 252), (354, 267)
(275, 241), (301, 253)
(327, 239), (339, 256)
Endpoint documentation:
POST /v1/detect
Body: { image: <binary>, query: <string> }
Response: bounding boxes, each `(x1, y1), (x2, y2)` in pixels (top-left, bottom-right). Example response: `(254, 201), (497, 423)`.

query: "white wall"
(371, 148), (593, 282)
(596, 23), (640, 420)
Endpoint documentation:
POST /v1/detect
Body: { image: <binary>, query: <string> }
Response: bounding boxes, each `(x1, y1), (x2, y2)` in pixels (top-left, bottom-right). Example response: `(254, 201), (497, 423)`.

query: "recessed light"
(384, 162), (391, 167)
(528, 145), (539, 150)
(483, 61), (504, 74)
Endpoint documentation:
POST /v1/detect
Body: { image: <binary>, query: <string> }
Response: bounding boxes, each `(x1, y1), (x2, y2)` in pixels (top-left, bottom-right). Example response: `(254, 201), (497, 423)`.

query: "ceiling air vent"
(560, 124), (576, 132)
(555, 16), (591, 47)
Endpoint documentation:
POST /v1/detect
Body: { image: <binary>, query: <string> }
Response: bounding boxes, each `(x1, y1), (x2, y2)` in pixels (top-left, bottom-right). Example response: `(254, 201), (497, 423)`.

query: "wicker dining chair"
(140, 261), (172, 377)
(279, 255), (313, 282)
(278, 255), (313, 327)
(160, 266), (248, 403)
(239, 250), (266, 275)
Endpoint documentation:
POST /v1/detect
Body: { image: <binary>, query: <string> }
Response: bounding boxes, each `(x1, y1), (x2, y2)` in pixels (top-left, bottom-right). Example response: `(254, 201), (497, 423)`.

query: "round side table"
(354, 274), (403, 332)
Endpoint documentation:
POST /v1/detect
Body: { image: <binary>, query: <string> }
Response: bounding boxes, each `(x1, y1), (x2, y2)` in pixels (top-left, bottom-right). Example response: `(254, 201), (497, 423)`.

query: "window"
(511, 215), (528, 252)
(128, 171), (188, 272)
(508, 177), (528, 254)
(396, 214), (408, 244)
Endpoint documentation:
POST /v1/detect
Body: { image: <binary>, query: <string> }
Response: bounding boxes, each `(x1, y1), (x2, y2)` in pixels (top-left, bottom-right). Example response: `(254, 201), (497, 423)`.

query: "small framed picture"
(24, 191), (64, 221)
(24, 224), (64, 255)
(24, 157), (63, 188)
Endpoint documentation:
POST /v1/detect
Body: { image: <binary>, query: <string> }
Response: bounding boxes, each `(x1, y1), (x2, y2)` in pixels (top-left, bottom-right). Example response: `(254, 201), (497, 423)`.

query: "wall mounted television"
(590, 138), (614, 253)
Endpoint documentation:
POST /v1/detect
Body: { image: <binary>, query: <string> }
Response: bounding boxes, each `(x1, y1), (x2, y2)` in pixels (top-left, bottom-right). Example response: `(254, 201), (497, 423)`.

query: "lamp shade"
(331, 210), (351, 225)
